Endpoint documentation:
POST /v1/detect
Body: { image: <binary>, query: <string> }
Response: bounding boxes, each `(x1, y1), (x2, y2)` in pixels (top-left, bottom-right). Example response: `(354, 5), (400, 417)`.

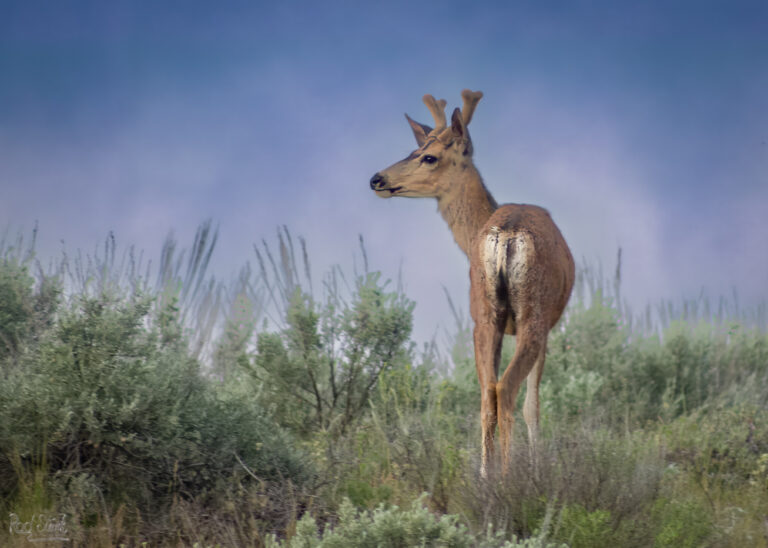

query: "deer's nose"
(369, 173), (384, 190)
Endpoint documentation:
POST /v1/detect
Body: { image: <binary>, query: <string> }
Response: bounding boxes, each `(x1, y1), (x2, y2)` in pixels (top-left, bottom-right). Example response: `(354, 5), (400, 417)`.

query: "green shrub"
(540, 291), (768, 429)
(0, 289), (307, 526)
(651, 498), (712, 548)
(456, 426), (663, 545)
(553, 504), (614, 548)
(267, 497), (564, 548)
(3, 226), (768, 546)
(250, 272), (414, 437)
(337, 363), (471, 511)
(0, 258), (59, 367)
(0, 259), (34, 361)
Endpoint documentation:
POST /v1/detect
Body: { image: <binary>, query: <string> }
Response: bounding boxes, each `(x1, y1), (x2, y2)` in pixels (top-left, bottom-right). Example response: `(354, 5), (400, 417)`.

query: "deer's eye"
(422, 155), (438, 164)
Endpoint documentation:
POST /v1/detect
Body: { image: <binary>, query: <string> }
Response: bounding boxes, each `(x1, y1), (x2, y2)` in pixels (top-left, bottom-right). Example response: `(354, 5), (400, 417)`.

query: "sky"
(1, 0), (767, 343)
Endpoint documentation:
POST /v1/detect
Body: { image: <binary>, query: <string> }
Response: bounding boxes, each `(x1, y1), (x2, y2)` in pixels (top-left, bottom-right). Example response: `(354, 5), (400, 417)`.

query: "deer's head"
(370, 89), (483, 199)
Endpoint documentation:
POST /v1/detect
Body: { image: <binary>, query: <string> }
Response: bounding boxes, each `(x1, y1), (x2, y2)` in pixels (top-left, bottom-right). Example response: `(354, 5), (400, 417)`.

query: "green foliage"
(251, 272), (414, 436)
(541, 289), (768, 428)
(456, 427), (664, 545)
(651, 498), (712, 548)
(321, 362), (471, 512)
(0, 282), (307, 539)
(213, 290), (256, 379)
(0, 259), (34, 360)
(2, 228), (768, 546)
(267, 497), (563, 548)
(0, 257), (60, 367)
(752, 452), (768, 491)
(554, 504), (614, 548)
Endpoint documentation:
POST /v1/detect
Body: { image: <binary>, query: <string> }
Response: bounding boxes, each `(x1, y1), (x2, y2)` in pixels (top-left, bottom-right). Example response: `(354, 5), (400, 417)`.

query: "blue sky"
(2, 1), (767, 342)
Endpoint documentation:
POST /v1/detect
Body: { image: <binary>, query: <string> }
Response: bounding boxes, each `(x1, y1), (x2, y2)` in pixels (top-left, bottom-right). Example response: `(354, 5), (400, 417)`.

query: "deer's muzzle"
(369, 173), (402, 197)
(369, 173), (385, 190)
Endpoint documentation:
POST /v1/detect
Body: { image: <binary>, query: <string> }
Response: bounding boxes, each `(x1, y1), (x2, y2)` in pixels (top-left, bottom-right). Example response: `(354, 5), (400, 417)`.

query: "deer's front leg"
(470, 269), (506, 478)
(473, 321), (503, 477)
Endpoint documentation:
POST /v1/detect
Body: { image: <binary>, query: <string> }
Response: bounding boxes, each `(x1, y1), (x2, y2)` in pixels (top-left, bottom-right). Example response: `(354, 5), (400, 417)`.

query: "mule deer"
(369, 90), (575, 475)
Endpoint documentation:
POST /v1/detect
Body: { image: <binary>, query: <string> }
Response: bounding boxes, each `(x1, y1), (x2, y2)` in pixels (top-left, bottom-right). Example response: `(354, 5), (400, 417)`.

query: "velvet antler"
(422, 94), (448, 135)
(461, 89), (483, 125)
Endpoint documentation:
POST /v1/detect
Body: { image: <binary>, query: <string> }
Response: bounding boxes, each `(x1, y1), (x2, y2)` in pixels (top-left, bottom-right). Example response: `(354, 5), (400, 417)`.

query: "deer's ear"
(450, 107), (466, 140)
(405, 114), (432, 147)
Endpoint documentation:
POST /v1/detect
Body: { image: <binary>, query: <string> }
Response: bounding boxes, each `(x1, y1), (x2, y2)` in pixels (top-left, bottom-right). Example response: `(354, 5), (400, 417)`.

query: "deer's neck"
(437, 165), (498, 256)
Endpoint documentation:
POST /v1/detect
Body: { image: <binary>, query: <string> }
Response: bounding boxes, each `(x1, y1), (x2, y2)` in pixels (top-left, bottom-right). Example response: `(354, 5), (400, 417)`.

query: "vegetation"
(0, 224), (766, 546)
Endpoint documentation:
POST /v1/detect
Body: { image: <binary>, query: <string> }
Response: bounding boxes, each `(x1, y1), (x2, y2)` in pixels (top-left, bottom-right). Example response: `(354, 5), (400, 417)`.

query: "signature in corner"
(9, 513), (70, 542)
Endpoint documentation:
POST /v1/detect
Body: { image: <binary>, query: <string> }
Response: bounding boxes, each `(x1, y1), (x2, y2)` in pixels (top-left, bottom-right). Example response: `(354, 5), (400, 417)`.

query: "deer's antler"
(422, 94), (448, 135)
(461, 89), (483, 126)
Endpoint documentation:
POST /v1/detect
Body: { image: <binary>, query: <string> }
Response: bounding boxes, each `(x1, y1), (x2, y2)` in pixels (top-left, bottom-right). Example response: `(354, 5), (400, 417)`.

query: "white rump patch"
(483, 229), (532, 292)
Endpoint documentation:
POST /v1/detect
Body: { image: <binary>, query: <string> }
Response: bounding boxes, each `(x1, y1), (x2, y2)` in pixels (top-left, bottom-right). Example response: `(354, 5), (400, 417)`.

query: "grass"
(0, 225), (767, 546)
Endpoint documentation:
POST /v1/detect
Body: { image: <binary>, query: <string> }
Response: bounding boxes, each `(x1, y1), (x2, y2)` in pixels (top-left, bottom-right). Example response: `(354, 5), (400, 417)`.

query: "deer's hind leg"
(523, 341), (547, 448)
(496, 317), (546, 470)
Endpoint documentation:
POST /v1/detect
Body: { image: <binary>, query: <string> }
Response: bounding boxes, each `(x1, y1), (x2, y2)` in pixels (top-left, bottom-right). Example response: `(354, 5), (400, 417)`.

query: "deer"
(369, 90), (575, 476)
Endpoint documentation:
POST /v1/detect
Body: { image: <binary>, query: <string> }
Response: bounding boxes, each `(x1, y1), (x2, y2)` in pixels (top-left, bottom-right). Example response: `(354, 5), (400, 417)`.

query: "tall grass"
(572, 248), (767, 337)
(1, 224), (767, 546)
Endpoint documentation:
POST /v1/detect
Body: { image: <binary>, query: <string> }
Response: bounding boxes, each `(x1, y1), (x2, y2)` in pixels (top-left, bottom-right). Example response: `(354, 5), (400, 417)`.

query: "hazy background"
(2, 0), (767, 343)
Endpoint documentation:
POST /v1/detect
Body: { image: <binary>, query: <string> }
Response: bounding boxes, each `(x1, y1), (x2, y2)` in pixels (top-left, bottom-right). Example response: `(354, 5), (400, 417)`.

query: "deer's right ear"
(450, 107), (466, 140)
(405, 114), (432, 147)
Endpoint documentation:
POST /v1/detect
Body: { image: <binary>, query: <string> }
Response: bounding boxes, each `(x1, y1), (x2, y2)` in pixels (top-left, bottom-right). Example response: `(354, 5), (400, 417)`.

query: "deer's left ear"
(450, 107), (466, 140)
(405, 114), (432, 147)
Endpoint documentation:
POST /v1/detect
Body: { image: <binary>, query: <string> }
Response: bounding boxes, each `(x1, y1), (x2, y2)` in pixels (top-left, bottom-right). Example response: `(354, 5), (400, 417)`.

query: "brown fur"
(369, 90), (575, 475)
